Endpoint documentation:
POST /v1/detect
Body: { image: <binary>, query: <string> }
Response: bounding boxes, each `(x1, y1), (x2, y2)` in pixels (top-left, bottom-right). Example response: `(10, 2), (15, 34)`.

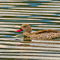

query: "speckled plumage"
(30, 32), (60, 40)
(16, 24), (60, 40)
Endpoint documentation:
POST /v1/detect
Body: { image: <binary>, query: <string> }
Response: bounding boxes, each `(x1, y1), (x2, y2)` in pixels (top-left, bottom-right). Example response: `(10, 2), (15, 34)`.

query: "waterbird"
(16, 24), (60, 40)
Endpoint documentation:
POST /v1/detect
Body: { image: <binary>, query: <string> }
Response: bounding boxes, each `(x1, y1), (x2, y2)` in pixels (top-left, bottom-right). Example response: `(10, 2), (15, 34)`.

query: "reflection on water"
(0, 0), (60, 60)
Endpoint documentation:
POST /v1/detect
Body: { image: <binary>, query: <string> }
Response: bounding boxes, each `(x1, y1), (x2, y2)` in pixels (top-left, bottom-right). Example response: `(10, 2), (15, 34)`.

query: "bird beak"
(15, 28), (23, 32)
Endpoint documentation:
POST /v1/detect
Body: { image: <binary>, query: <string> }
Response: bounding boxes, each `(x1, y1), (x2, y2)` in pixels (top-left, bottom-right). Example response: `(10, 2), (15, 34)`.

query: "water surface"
(0, 0), (60, 60)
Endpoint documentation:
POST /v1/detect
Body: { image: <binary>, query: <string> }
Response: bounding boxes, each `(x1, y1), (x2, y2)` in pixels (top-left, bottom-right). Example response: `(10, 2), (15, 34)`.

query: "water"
(0, 0), (60, 60)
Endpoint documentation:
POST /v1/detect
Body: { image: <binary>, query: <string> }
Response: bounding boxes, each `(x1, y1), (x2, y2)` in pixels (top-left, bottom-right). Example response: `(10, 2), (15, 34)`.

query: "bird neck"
(23, 32), (31, 37)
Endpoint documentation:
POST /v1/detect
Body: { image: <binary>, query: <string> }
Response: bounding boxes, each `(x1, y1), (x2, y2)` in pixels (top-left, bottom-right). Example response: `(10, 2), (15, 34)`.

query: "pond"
(0, 0), (60, 60)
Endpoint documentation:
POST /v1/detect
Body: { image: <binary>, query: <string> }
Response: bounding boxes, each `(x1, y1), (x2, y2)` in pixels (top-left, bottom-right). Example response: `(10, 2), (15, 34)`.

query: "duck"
(16, 24), (60, 40)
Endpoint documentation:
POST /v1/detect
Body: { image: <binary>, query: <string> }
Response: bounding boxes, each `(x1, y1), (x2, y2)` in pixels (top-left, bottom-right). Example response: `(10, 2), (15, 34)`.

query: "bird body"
(16, 24), (60, 40)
